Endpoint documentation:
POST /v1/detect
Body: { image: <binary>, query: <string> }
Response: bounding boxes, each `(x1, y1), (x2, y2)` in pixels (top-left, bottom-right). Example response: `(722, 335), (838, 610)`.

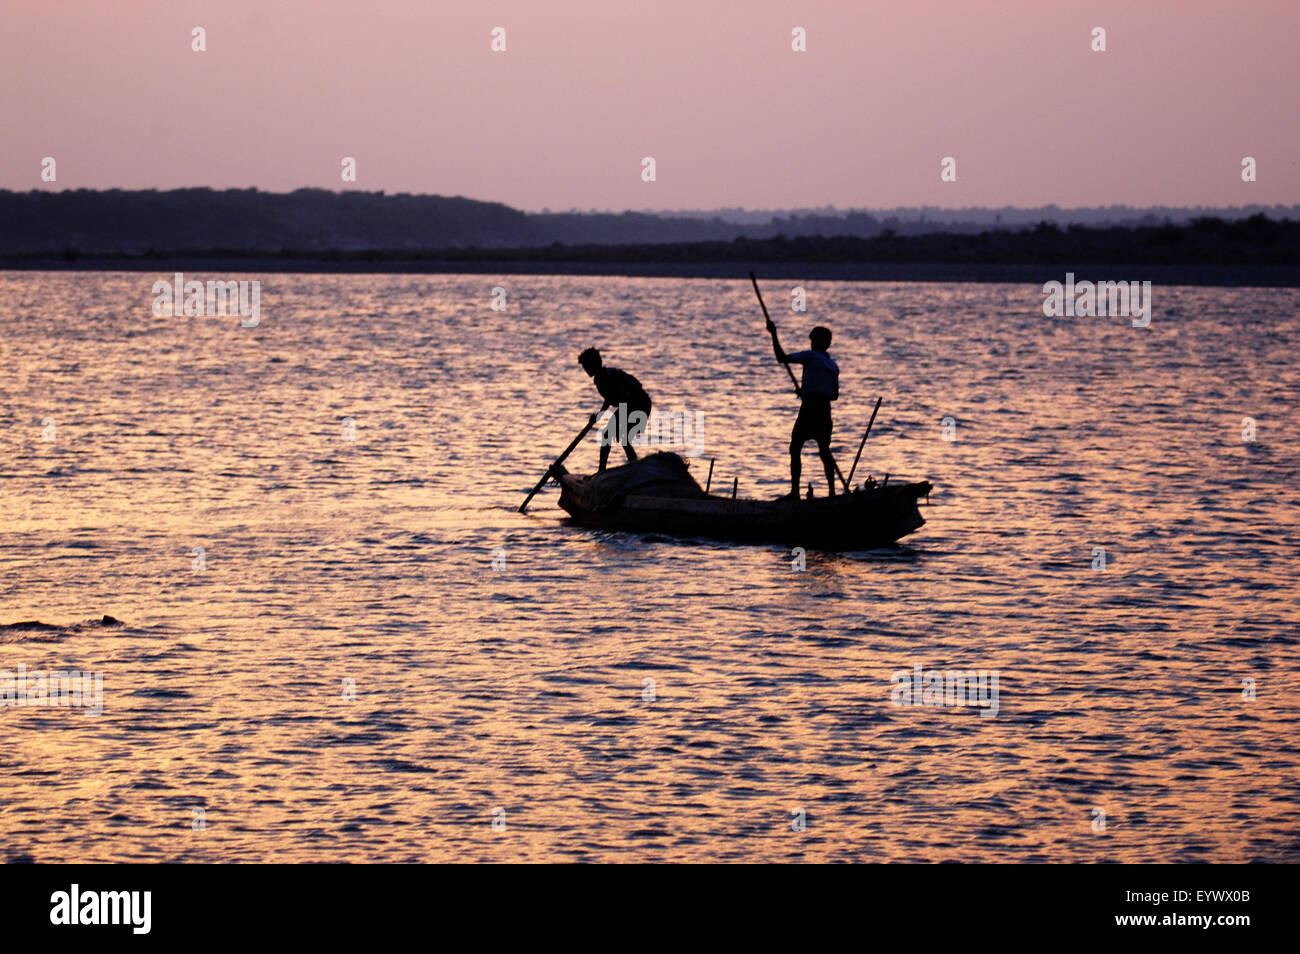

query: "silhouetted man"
(579, 348), (653, 471)
(767, 321), (840, 497)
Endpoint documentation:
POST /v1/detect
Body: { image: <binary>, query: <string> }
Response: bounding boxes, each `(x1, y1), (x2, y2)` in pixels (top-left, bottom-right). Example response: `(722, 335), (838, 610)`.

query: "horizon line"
(7, 186), (1300, 218)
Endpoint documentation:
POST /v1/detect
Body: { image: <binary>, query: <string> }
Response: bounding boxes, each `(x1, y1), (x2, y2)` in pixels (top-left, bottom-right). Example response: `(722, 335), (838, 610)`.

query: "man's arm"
(589, 373), (611, 412)
(766, 318), (788, 363)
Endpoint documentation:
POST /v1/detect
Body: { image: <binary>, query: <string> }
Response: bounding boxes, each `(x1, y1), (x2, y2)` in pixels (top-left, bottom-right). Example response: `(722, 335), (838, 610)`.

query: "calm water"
(1, 271), (1297, 862)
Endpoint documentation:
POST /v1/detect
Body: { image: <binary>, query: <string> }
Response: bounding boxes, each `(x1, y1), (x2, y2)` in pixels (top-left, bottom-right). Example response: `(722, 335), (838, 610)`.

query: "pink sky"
(3, 0), (1297, 210)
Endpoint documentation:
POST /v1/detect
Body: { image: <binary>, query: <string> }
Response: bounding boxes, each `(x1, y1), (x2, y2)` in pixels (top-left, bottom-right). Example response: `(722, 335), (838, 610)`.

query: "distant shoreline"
(6, 207), (1299, 285)
(3, 257), (1298, 286)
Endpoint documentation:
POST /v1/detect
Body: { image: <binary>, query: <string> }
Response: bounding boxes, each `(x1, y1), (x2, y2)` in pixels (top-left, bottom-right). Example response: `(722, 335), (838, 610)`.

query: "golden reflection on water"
(0, 273), (1297, 861)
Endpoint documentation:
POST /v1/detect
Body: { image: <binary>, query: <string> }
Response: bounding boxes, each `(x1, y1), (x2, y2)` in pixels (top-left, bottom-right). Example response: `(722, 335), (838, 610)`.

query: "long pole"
(750, 271), (801, 396)
(518, 410), (602, 513)
(750, 271), (849, 494)
(847, 396), (883, 487)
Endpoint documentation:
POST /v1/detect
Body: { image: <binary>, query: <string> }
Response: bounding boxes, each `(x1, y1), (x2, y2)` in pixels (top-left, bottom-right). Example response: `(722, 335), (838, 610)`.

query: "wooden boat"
(551, 453), (931, 550)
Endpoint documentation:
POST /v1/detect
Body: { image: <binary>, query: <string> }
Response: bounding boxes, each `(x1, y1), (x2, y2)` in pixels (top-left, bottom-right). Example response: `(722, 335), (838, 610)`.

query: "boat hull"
(557, 473), (932, 550)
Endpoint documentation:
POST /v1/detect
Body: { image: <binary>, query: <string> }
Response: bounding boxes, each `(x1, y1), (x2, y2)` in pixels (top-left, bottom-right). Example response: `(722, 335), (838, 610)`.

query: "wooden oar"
(846, 396), (883, 487)
(750, 270), (849, 494)
(518, 411), (601, 513)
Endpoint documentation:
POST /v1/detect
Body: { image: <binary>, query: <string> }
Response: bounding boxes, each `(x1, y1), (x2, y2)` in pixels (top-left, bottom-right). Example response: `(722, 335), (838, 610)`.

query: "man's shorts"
(790, 396), (833, 451)
(602, 400), (653, 447)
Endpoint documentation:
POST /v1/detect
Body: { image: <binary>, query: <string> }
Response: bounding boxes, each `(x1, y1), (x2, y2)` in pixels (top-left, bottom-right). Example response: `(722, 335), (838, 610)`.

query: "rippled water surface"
(1, 272), (1297, 862)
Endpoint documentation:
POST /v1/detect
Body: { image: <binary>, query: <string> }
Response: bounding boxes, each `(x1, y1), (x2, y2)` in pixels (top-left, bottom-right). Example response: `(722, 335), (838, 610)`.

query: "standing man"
(767, 321), (840, 497)
(579, 348), (653, 472)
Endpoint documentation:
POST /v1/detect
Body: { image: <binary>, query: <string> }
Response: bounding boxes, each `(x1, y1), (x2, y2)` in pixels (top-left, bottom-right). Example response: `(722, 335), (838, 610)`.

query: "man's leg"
(599, 423), (613, 472)
(816, 436), (837, 497)
(789, 434), (804, 497)
(623, 403), (650, 462)
(622, 409), (639, 462)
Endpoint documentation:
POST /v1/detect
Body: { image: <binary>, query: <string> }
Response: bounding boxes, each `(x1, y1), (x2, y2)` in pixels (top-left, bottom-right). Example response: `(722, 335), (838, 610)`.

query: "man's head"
(810, 326), (832, 352)
(578, 347), (603, 376)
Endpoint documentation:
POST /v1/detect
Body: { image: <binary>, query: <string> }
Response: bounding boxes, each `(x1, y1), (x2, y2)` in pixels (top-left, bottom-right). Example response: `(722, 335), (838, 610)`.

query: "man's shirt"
(786, 350), (839, 400)
(594, 366), (651, 409)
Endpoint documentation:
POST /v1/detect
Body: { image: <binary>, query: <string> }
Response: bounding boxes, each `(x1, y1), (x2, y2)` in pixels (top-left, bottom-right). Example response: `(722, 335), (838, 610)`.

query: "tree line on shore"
(2, 188), (1297, 265)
